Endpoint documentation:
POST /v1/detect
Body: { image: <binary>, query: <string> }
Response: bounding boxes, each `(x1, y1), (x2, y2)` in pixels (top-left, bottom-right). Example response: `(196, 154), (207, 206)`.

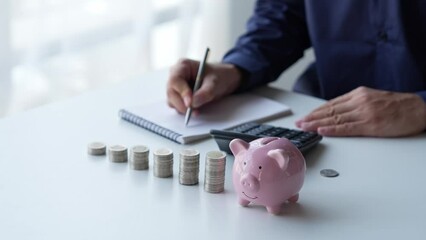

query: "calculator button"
(260, 127), (288, 137)
(210, 123), (322, 155)
(292, 136), (309, 144)
(244, 125), (274, 135)
(230, 123), (259, 133)
(280, 130), (303, 139)
(290, 140), (304, 148)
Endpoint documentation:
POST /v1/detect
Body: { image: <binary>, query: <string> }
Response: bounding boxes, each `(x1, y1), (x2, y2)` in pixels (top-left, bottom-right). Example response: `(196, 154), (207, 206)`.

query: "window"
(1, 0), (199, 115)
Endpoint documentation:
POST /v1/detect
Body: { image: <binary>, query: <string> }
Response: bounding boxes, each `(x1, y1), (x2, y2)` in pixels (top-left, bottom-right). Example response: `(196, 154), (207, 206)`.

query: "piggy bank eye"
(243, 162), (247, 165)
(258, 166), (262, 170)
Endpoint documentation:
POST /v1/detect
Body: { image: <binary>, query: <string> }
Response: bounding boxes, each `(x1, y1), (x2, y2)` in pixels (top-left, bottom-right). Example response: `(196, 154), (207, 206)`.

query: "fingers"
(309, 93), (352, 113)
(192, 75), (217, 108)
(191, 64), (242, 108)
(295, 90), (363, 136)
(318, 122), (366, 136)
(167, 59), (199, 113)
(298, 102), (355, 124)
(167, 60), (242, 114)
(299, 112), (356, 132)
(167, 89), (188, 114)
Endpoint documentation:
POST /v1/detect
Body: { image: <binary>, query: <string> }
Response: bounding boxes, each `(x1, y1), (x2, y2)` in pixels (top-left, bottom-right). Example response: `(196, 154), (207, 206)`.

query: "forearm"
(222, 0), (311, 91)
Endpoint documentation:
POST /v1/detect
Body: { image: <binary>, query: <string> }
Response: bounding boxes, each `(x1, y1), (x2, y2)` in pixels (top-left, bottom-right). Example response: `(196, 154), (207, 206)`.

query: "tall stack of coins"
(153, 148), (173, 178)
(108, 145), (128, 163)
(204, 151), (226, 193)
(131, 145), (149, 170)
(179, 149), (200, 185)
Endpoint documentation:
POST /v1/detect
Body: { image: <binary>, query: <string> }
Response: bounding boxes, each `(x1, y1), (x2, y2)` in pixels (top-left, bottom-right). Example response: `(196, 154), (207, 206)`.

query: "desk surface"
(1, 71), (426, 240)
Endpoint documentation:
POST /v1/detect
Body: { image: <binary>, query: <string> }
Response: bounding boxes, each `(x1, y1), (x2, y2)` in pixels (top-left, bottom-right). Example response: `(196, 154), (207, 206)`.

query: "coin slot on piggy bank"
(230, 137), (306, 215)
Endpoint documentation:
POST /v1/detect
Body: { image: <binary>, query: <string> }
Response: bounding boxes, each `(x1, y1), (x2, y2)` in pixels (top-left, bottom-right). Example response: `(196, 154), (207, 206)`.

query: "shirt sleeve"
(416, 91), (426, 103)
(222, 0), (311, 91)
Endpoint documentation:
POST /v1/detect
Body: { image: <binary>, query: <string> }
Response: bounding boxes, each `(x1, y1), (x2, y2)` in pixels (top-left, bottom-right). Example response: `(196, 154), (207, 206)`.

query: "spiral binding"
(119, 109), (182, 144)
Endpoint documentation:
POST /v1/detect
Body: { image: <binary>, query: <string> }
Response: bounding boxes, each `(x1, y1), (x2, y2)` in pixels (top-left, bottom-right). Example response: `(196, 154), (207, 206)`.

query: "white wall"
(0, 0), (11, 116)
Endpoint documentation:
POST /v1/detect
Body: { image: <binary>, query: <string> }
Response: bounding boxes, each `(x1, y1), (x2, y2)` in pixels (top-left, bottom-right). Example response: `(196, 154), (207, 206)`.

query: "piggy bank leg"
(266, 205), (282, 215)
(238, 198), (250, 207)
(288, 193), (299, 203)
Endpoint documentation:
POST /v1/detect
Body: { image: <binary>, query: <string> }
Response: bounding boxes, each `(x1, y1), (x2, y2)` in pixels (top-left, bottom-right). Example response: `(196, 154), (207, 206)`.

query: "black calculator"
(210, 122), (322, 155)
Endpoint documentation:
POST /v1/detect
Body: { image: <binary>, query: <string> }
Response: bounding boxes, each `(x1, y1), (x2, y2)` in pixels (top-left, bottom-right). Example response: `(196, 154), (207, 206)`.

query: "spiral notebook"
(119, 93), (291, 144)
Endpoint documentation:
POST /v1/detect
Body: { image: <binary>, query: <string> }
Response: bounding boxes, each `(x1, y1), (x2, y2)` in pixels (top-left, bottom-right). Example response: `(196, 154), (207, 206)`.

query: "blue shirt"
(222, 0), (426, 102)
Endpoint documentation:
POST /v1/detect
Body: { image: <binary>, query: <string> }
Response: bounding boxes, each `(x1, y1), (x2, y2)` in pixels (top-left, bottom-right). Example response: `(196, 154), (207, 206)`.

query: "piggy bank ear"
(229, 139), (249, 156)
(267, 149), (289, 170)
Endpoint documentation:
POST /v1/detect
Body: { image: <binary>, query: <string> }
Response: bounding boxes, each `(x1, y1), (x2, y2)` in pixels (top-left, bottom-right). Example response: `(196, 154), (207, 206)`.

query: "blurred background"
(0, 0), (314, 118)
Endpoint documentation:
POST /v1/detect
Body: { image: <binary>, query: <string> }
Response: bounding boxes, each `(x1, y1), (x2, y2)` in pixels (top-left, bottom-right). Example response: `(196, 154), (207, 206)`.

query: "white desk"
(1, 71), (425, 239)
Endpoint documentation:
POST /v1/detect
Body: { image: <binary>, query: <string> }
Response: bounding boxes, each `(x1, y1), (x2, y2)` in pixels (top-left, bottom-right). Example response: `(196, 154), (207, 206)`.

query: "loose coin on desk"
(320, 169), (339, 178)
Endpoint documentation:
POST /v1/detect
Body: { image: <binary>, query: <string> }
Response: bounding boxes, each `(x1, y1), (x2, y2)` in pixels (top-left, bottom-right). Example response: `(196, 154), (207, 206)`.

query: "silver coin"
(179, 149), (200, 185)
(132, 145), (149, 154)
(206, 151), (226, 161)
(108, 145), (128, 163)
(153, 148), (173, 178)
(132, 162), (149, 170)
(87, 142), (107, 156)
(204, 151), (226, 193)
(320, 169), (339, 178)
(130, 145), (149, 170)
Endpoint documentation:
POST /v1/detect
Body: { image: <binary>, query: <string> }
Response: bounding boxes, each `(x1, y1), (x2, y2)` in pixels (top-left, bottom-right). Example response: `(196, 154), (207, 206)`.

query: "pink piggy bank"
(230, 137), (306, 214)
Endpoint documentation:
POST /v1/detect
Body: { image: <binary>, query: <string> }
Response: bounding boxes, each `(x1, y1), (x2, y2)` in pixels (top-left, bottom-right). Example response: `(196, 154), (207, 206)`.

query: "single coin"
(206, 150), (226, 160)
(87, 142), (106, 156)
(154, 148), (173, 156)
(132, 145), (149, 154)
(320, 169), (339, 178)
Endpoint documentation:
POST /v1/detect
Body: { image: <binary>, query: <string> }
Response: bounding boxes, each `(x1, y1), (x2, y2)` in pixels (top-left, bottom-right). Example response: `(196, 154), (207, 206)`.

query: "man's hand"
(167, 59), (242, 114)
(296, 87), (426, 137)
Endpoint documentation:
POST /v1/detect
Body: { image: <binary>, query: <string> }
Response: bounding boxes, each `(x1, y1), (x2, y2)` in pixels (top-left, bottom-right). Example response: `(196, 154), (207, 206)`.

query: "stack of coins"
(131, 145), (149, 170)
(153, 148), (173, 178)
(204, 151), (226, 193)
(179, 149), (200, 185)
(108, 145), (128, 163)
(87, 142), (106, 156)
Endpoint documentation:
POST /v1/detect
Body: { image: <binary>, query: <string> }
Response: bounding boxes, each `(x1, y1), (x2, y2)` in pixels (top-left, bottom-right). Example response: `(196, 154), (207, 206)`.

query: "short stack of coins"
(153, 148), (173, 178)
(108, 145), (128, 163)
(87, 142), (106, 156)
(131, 145), (149, 170)
(179, 149), (200, 185)
(204, 151), (226, 193)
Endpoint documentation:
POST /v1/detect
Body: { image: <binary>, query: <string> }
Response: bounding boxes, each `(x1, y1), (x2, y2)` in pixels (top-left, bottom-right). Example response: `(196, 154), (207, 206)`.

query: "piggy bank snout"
(240, 173), (260, 192)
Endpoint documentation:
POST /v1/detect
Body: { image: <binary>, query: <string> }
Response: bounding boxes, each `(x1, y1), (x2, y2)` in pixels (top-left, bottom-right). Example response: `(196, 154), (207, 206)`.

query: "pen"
(184, 47), (210, 126)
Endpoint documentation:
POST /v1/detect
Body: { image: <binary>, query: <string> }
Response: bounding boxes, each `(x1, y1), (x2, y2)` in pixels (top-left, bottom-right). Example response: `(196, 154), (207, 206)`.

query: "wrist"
(421, 99), (426, 131)
(228, 64), (254, 94)
(412, 93), (426, 131)
(223, 63), (244, 94)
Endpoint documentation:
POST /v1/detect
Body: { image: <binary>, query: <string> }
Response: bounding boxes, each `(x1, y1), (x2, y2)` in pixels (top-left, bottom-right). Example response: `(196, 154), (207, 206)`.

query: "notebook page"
(124, 93), (291, 139)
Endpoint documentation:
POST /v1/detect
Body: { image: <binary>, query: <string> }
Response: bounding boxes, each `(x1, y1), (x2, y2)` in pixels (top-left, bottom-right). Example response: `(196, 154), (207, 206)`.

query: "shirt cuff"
(222, 51), (271, 92)
(416, 91), (426, 103)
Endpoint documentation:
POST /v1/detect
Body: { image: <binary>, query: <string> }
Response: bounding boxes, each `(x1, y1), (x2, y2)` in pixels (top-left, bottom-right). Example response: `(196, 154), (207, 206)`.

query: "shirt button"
(378, 30), (388, 41)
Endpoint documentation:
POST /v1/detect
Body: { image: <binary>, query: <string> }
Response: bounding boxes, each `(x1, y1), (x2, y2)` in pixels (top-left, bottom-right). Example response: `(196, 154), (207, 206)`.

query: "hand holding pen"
(185, 48), (210, 126)
(166, 49), (244, 122)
